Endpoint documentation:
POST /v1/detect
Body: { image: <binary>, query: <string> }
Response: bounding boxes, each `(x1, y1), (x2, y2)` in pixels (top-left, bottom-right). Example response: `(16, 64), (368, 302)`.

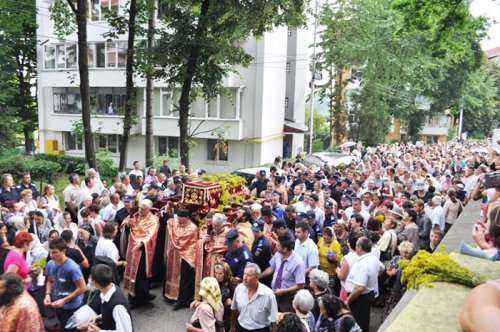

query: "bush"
(34, 154), (86, 174)
(96, 149), (118, 180)
(152, 154), (181, 172)
(24, 159), (61, 184)
(0, 155), (26, 179)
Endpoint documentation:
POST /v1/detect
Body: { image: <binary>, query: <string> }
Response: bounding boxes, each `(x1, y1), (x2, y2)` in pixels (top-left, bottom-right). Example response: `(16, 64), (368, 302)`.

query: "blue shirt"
(269, 251), (305, 289)
(272, 205), (285, 219)
(225, 245), (253, 278)
(46, 257), (84, 309)
(294, 238), (320, 269)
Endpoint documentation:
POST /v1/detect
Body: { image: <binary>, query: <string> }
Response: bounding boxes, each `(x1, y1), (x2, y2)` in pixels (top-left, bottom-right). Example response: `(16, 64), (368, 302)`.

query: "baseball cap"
(295, 212), (307, 221)
(324, 201), (333, 209)
(306, 210), (316, 221)
(251, 219), (265, 232)
(124, 195), (135, 202)
(224, 229), (240, 246)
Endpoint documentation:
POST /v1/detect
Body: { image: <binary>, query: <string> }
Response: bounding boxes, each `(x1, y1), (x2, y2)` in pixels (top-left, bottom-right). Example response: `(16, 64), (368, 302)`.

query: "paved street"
(131, 284), (191, 331)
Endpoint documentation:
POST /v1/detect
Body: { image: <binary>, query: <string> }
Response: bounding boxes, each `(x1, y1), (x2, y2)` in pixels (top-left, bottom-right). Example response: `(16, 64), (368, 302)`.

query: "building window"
(65, 132), (83, 151)
(53, 87), (126, 115)
(286, 61), (291, 73)
(98, 134), (121, 153)
(89, 0), (119, 21)
(285, 97), (289, 108)
(57, 44), (66, 69)
(53, 87), (81, 114)
(66, 44), (78, 69)
(207, 139), (228, 162)
(45, 45), (56, 69)
(287, 28), (292, 37)
(157, 136), (179, 157)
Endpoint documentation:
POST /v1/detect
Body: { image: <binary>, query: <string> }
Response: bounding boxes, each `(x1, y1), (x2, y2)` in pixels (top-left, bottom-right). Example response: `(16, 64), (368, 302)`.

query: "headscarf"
(9, 216), (27, 232)
(199, 277), (222, 311)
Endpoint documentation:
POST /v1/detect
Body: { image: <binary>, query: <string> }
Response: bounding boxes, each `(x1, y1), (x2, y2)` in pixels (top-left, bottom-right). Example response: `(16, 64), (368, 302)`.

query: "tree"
(51, 0), (97, 169)
(150, 0), (306, 166)
(318, 0), (487, 146)
(0, 0), (38, 154)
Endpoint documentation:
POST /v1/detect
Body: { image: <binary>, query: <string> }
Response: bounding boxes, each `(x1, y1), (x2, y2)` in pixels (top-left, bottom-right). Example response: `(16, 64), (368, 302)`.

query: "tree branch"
(188, 121), (229, 138)
(66, 0), (77, 15)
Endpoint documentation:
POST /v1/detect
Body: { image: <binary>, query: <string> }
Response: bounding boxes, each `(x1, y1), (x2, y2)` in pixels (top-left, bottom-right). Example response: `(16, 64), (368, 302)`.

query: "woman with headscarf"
(186, 277), (224, 332)
(53, 212), (78, 242)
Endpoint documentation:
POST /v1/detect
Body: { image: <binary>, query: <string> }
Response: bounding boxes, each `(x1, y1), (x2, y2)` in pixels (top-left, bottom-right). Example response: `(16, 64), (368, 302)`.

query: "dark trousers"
(349, 291), (375, 332)
(236, 321), (270, 332)
(55, 307), (77, 332)
(30, 285), (55, 318)
(177, 259), (195, 305)
(151, 220), (166, 284)
(129, 248), (152, 305)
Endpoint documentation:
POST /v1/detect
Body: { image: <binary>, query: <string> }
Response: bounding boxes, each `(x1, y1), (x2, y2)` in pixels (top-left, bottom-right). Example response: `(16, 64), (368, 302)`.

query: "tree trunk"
(145, 12), (155, 167)
(178, 0), (210, 167)
(119, 0), (138, 172)
(73, 0), (96, 169)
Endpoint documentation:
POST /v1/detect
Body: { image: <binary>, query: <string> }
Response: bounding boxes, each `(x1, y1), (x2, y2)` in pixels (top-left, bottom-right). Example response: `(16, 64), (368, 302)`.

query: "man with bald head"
(122, 199), (159, 307)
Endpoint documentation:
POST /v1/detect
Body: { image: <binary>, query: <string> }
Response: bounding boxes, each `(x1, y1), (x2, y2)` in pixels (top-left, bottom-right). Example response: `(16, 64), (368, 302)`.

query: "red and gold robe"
(264, 222), (278, 254)
(233, 221), (254, 249)
(123, 212), (159, 294)
(164, 217), (201, 301)
(0, 290), (44, 332)
(203, 227), (229, 277)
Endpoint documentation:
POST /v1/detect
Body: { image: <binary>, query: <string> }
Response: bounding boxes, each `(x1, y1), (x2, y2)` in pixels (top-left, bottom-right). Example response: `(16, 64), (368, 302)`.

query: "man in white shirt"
(80, 168), (104, 195)
(80, 264), (132, 332)
(345, 237), (384, 332)
(429, 195), (445, 232)
(309, 193), (325, 228)
(342, 198), (371, 227)
(294, 221), (319, 275)
(128, 161), (143, 178)
(102, 193), (124, 222)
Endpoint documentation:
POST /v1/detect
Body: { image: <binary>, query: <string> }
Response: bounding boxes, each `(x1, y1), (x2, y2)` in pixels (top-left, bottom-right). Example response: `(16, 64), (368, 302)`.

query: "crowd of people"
(0, 140), (498, 332)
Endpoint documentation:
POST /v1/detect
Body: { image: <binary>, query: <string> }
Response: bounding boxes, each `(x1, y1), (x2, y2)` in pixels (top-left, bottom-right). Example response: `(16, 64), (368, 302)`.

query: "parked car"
(312, 152), (358, 167)
(232, 167), (267, 186)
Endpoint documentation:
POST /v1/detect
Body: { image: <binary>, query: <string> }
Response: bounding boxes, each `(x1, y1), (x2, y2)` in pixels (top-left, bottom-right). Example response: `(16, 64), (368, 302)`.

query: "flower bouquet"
(399, 248), (486, 290)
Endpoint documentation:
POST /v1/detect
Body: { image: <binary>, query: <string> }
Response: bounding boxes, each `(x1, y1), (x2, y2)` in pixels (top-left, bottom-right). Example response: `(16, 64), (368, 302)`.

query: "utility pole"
(308, 0), (318, 155)
(458, 107), (464, 141)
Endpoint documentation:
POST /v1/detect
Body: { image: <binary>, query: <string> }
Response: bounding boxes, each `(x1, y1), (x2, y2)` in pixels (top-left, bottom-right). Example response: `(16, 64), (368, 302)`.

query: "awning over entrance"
(284, 121), (308, 133)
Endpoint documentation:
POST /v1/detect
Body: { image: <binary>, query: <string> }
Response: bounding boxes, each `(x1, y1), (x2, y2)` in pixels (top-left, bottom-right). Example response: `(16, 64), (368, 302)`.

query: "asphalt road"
(131, 284), (192, 332)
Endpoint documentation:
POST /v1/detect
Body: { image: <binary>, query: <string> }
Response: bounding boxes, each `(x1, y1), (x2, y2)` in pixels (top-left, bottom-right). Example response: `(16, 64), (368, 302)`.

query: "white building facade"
(36, 0), (308, 172)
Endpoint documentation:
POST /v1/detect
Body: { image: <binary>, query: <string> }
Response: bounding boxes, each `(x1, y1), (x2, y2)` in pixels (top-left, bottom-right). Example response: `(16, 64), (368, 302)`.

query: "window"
(106, 42), (117, 67)
(285, 97), (289, 109)
(53, 88), (81, 114)
(45, 46), (55, 69)
(286, 61), (291, 73)
(117, 41), (127, 68)
(65, 132), (83, 151)
(66, 44), (78, 69)
(57, 44), (66, 68)
(158, 136), (179, 157)
(190, 97), (205, 118)
(98, 134), (121, 153)
(87, 45), (95, 68)
(207, 139), (228, 161)
(219, 90), (236, 119)
(287, 28), (293, 37)
(96, 43), (106, 68)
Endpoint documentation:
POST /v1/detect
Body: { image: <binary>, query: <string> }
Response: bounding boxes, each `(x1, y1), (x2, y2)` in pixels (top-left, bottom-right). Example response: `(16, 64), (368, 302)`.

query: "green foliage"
(0, 0), (38, 153)
(318, 0), (488, 146)
(96, 149), (118, 179)
(0, 155), (26, 179)
(312, 139), (324, 153)
(33, 154), (86, 175)
(24, 159), (61, 184)
(49, 0), (76, 40)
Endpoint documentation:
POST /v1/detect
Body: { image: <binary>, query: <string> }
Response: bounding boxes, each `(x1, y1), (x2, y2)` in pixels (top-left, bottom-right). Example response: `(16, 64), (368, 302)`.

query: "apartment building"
(36, 0), (308, 172)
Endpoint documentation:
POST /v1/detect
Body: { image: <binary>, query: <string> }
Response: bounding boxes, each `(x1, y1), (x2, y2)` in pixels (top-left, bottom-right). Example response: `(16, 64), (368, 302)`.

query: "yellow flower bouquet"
(399, 249), (486, 289)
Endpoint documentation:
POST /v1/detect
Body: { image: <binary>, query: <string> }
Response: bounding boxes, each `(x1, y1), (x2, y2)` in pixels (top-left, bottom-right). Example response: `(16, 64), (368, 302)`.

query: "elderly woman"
(381, 241), (414, 321)
(213, 262), (233, 331)
(19, 189), (38, 216)
(4, 231), (33, 289)
(186, 277), (224, 332)
(315, 294), (361, 332)
(293, 289), (316, 332)
(397, 209), (419, 250)
(309, 269), (332, 321)
(443, 189), (462, 233)
(378, 217), (398, 263)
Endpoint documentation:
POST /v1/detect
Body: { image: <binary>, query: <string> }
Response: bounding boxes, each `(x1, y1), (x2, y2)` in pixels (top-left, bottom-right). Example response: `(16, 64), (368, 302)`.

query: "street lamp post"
(308, 0), (318, 155)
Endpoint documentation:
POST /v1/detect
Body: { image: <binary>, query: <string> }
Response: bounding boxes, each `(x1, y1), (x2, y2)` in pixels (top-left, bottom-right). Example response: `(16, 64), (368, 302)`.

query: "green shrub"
(0, 155), (26, 179)
(96, 149), (118, 180)
(34, 154), (86, 174)
(24, 159), (61, 184)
